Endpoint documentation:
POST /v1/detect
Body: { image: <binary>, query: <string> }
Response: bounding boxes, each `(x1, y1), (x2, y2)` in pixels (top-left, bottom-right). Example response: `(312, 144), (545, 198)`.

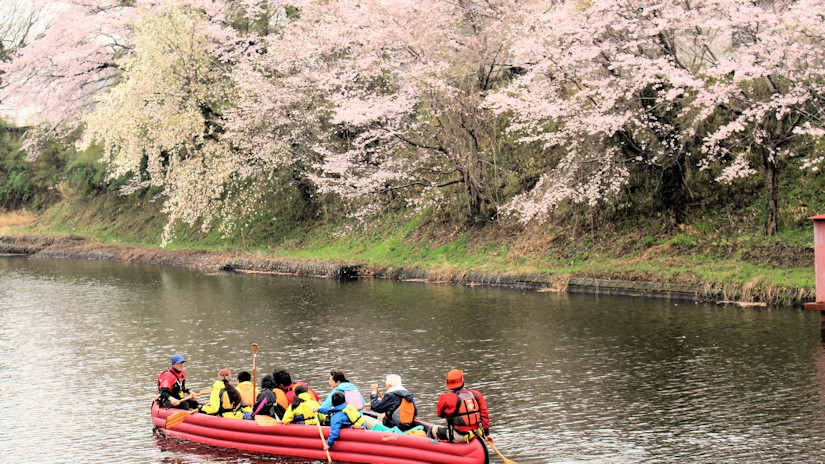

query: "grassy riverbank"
(1, 196), (816, 307)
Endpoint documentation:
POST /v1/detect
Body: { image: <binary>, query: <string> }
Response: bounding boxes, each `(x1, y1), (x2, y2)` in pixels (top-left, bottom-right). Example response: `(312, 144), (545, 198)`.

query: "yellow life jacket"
(342, 404), (364, 428)
(283, 393), (321, 425)
(237, 381), (258, 407)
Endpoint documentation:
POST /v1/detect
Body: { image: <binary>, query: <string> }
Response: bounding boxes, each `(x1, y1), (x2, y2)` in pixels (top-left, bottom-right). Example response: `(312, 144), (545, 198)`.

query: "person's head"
(290, 383), (309, 409)
(385, 374), (402, 389)
(261, 374), (275, 390)
(446, 369), (464, 390)
(272, 369), (292, 388)
(170, 354), (186, 371)
(331, 391), (346, 407)
(294, 384), (308, 396)
(217, 369), (241, 404)
(329, 370), (348, 387)
(238, 371), (251, 383)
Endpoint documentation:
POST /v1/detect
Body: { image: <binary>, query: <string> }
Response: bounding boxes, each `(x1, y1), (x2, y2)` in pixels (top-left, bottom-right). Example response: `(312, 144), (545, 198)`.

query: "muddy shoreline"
(0, 234), (774, 305)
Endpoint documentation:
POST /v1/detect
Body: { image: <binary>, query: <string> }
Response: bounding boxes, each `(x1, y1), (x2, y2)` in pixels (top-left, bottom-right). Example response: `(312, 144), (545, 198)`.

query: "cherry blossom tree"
(229, 0), (525, 223)
(0, 0), (134, 154)
(0, 0), (50, 58)
(77, 0), (280, 244)
(487, 0), (722, 225)
(690, 0), (825, 234)
(489, 0), (825, 234)
(79, 1), (232, 243)
(5, 0), (822, 243)
(2, 0), (279, 243)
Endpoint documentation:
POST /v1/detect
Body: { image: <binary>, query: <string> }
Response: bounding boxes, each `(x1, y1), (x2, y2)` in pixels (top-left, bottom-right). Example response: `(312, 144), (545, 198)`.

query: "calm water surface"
(1, 256), (825, 463)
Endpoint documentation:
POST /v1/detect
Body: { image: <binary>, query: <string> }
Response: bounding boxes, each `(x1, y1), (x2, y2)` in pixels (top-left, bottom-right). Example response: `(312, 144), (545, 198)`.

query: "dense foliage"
(0, 0), (823, 247)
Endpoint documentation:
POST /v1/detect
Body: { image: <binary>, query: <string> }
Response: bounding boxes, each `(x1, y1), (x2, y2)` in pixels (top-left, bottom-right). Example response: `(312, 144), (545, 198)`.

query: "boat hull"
(152, 403), (487, 464)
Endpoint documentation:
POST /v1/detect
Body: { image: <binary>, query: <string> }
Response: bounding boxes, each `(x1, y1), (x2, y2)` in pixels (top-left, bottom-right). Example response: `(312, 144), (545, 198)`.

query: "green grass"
(4, 196), (817, 306)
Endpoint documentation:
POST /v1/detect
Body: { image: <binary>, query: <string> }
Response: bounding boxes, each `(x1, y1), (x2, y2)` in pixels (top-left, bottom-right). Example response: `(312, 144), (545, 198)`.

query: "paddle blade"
(165, 409), (197, 429)
(254, 415), (281, 426)
(490, 442), (517, 464)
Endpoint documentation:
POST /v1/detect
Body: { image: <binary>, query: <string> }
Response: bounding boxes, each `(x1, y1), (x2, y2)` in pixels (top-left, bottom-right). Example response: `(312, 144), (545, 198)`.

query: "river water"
(2, 256), (825, 463)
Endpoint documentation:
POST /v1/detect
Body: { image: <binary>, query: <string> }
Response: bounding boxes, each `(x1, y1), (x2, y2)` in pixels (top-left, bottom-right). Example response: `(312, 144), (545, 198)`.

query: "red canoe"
(151, 403), (488, 464)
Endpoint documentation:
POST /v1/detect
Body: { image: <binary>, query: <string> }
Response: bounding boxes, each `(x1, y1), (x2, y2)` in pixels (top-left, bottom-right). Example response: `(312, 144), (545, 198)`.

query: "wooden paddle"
(488, 441), (517, 464)
(315, 420), (333, 464)
(163, 388), (212, 429)
(252, 343), (258, 406)
(165, 408), (198, 429)
(254, 415), (281, 426)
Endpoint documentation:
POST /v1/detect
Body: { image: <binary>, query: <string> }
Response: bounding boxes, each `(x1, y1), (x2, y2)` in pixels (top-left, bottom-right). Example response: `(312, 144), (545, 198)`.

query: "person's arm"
(252, 392), (267, 416)
(320, 386), (339, 410)
(474, 390), (491, 435)
(369, 392), (394, 413)
(159, 388), (174, 402)
(435, 393), (449, 418)
(158, 372), (177, 403)
(315, 402), (326, 424)
(282, 405), (296, 424)
(201, 388), (222, 415)
(326, 412), (341, 447)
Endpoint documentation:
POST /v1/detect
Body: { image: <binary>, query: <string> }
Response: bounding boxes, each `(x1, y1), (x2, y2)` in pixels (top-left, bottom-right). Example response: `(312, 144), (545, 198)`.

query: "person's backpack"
(450, 389), (481, 428)
(344, 389), (364, 410)
(255, 389), (281, 419)
(395, 397), (416, 426)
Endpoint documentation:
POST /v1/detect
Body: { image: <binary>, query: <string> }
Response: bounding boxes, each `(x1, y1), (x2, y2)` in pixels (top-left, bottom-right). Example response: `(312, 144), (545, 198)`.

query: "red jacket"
(277, 381), (320, 409)
(435, 387), (490, 434)
(157, 367), (188, 401)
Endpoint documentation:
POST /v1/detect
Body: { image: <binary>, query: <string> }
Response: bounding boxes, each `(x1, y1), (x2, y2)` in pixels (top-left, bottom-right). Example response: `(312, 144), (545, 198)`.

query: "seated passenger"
(364, 374), (418, 431)
(201, 368), (251, 419)
(282, 384), (325, 425)
(317, 391), (364, 451)
(426, 369), (493, 444)
(252, 374), (280, 419)
(272, 369), (320, 418)
(236, 370), (259, 410)
(157, 353), (199, 410)
(320, 370), (366, 411)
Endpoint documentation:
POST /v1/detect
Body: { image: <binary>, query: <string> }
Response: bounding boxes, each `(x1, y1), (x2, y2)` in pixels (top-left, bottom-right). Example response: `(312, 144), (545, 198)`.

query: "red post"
(804, 215), (825, 330)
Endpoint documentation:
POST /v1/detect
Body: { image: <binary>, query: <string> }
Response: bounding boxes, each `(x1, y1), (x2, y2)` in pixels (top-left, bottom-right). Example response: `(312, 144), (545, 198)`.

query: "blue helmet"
(170, 354), (186, 365)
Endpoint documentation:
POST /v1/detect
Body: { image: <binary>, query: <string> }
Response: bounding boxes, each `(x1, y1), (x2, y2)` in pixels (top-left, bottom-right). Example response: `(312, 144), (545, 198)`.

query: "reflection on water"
(1, 256), (825, 463)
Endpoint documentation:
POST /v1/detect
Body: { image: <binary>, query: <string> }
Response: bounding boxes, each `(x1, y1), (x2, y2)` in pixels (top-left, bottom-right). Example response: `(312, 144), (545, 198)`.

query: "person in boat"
(426, 369), (494, 445)
(272, 369), (320, 418)
(364, 374), (418, 431)
(316, 391), (365, 451)
(321, 370), (366, 412)
(157, 353), (199, 409)
(281, 384), (325, 425)
(201, 368), (252, 419)
(236, 370), (259, 411)
(252, 374), (281, 419)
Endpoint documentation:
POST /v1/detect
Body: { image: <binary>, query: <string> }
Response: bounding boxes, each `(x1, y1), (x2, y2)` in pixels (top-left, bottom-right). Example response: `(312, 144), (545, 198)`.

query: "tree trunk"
(763, 148), (779, 236)
(656, 151), (686, 227)
(462, 154), (490, 223)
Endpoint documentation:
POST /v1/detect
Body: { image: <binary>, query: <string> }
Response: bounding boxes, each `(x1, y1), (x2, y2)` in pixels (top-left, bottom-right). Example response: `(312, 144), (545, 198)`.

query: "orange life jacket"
(449, 389), (481, 429)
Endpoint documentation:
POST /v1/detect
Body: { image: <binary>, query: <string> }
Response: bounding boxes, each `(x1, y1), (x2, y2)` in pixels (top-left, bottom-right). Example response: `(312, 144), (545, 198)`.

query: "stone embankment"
(0, 234), (768, 304)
